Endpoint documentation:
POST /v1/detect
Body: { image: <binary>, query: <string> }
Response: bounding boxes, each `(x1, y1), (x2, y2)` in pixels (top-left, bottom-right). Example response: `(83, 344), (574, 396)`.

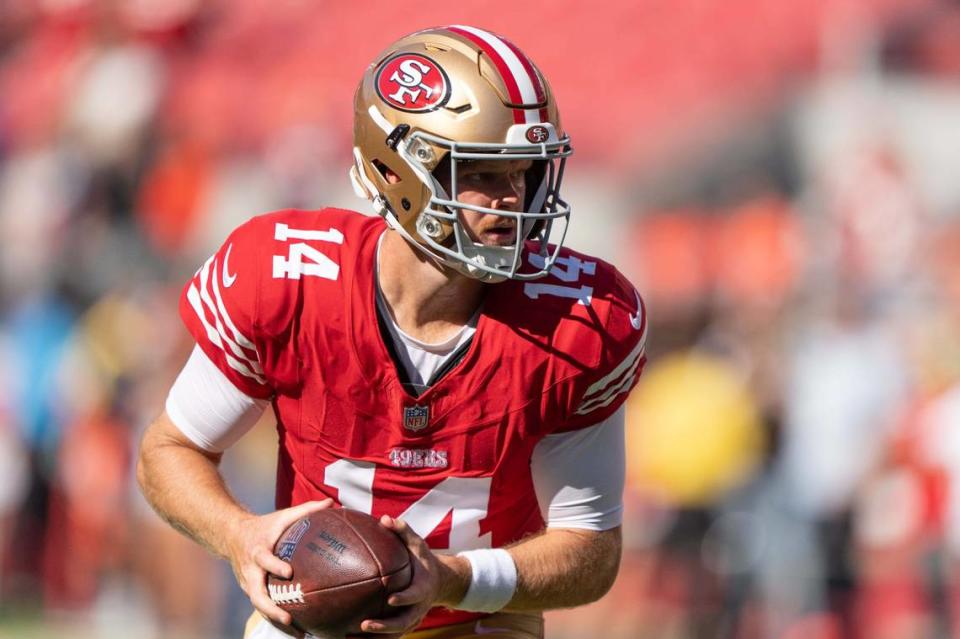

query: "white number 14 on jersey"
(325, 459), (492, 551)
(272, 223), (344, 280)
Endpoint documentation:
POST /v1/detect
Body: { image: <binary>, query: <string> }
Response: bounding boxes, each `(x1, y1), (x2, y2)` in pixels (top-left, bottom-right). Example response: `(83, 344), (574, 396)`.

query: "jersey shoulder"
(495, 245), (648, 430)
(554, 244), (647, 373)
(566, 249), (647, 426)
(221, 207), (381, 333)
(500, 245), (646, 361)
(178, 207), (381, 396)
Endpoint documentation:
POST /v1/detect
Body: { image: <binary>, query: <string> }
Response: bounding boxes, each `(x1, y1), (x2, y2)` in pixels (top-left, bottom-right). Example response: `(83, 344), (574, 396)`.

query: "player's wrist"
(217, 509), (258, 560)
(453, 548), (518, 612)
(434, 553), (471, 608)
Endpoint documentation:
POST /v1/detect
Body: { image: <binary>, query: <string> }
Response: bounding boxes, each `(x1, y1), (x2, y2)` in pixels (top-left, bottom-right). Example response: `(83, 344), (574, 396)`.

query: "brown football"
(267, 508), (412, 638)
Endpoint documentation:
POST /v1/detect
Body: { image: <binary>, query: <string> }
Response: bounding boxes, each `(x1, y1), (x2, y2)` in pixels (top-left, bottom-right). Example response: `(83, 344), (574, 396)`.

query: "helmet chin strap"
(450, 221), (519, 282)
(449, 260), (510, 283)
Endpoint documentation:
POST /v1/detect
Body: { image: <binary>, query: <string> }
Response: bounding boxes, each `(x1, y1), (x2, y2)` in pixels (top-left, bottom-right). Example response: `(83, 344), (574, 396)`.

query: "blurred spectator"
(763, 282), (909, 637)
(627, 351), (765, 509)
(0, 331), (30, 601)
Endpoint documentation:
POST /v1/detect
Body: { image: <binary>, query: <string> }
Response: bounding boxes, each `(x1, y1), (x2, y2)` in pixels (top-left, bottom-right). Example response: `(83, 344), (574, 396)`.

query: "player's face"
(447, 159), (531, 247)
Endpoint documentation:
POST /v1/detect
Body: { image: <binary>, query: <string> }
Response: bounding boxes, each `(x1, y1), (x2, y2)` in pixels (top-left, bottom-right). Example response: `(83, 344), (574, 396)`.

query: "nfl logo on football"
(403, 405), (429, 432)
(276, 518), (310, 561)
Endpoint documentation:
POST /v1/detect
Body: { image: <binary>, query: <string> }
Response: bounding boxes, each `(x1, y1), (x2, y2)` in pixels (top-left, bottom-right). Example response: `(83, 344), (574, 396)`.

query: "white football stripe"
(198, 257), (263, 374)
(186, 282), (266, 385)
(451, 25), (542, 123)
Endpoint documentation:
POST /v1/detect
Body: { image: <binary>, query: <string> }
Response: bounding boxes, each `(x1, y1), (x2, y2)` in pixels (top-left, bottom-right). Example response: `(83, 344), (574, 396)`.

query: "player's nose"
(489, 181), (523, 211)
(489, 198), (520, 213)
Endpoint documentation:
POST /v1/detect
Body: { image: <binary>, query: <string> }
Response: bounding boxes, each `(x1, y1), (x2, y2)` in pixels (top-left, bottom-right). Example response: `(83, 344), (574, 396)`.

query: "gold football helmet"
(350, 25), (573, 282)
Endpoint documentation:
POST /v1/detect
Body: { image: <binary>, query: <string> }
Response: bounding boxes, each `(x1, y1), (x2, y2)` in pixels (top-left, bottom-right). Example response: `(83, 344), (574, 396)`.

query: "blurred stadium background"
(2, 0), (960, 637)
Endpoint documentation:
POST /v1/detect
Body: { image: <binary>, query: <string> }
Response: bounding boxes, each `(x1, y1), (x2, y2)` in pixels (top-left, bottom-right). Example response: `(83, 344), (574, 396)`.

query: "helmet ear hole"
(372, 159), (401, 183)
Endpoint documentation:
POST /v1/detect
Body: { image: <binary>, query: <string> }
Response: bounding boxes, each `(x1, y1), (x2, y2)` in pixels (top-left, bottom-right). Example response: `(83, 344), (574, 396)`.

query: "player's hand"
(225, 499), (335, 637)
(357, 515), (468, 637)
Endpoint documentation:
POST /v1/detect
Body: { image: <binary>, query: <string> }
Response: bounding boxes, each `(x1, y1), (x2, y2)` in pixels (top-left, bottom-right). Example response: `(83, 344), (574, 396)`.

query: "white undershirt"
(374, 281), (478, 390)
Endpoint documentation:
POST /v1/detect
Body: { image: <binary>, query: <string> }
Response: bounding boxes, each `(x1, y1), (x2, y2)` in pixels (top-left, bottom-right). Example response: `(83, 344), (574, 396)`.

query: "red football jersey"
(179, 208), (647, 629)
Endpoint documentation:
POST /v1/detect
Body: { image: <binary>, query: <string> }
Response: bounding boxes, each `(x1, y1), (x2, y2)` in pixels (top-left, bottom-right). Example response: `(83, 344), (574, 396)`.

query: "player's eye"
(458, 167), (525, 192)
(462, 171), (497, 183)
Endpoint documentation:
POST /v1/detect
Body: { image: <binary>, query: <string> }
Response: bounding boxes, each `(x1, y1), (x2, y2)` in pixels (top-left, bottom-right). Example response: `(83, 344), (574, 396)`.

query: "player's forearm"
(137, 418), (252, 559)
(435, 526), (621, 612)
(505, 526), (622, 610)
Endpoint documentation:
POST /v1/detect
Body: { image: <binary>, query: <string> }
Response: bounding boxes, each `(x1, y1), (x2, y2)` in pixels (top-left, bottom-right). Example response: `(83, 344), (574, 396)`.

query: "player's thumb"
(275, 499), (334, 531)
(381, 515), (419, 545)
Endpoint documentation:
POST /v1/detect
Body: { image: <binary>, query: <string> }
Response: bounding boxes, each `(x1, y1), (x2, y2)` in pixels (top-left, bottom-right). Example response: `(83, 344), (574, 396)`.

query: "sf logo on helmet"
(526, 125), (550, 143)
(376, 54), (450, 112)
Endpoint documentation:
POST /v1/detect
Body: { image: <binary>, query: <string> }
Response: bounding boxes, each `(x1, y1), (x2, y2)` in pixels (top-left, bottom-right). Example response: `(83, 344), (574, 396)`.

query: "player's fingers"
(348, 632), (402, 639)
(386, 560), (433, 607)
(360, 605), (423, 634)
(254, 547), (293, 579)
(251, 587), (293, 626)
(386, 580), (431, 607)
(243, 566), (294, 627)
(380, 515), (409, 536)
(254, 595), (295, 630)
(381, 516), (426, 552)
(381, 518), (434, 607)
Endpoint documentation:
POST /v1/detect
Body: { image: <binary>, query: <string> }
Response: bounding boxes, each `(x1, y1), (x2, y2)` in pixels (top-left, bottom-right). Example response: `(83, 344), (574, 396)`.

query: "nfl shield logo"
(276, 517), (310, 561)
(403, 404), (430, 432)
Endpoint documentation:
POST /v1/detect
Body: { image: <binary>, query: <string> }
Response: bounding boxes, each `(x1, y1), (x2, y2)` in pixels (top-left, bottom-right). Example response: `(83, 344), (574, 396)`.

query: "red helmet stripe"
(499, 37), (550, 123)
(500, 37), (545, 102)
(448, 25), (539, 125)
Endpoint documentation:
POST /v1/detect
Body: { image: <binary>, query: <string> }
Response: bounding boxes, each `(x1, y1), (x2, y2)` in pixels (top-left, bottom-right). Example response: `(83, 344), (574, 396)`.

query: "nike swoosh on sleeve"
(223, 243), (237, 288)
(629, 289), (643, 330)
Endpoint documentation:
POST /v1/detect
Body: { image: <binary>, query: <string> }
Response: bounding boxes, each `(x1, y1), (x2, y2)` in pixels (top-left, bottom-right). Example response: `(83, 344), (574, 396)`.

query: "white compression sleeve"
(530, 406), (626, 531)
(165, 345), (269, 453)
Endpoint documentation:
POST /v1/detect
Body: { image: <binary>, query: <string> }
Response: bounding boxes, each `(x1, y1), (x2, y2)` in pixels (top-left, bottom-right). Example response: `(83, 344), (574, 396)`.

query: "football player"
(138, 26), (647, 639)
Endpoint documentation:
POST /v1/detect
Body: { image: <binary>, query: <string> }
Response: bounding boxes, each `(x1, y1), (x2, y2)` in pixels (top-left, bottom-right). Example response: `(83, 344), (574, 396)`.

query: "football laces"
(269, 582), (306, 605)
